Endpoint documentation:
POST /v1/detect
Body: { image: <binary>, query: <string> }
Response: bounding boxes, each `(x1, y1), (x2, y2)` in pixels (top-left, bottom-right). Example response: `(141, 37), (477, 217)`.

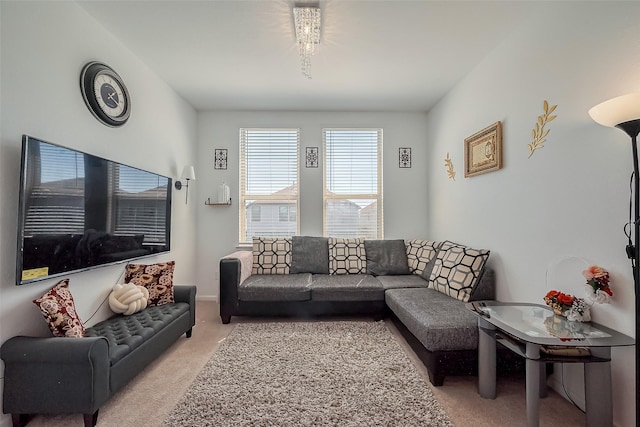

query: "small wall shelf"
(205, 198), (232, 206)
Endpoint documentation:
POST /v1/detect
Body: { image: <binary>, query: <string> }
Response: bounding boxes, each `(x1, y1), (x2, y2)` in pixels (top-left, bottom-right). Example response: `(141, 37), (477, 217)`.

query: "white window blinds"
(239, 128), (300, 243)
(323, 128), (383, 239)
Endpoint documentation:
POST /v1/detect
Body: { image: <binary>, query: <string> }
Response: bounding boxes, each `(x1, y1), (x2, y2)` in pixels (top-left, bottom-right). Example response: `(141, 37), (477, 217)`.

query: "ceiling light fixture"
(293, 6), (321, 79)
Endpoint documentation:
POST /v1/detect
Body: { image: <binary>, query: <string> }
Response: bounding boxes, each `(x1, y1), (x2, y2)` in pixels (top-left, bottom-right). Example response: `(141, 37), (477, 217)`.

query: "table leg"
(539, 362), (548, 398)
(478, 317), (497, 399)
(585, 347), (612, 427)
(525, 343), (541, 427)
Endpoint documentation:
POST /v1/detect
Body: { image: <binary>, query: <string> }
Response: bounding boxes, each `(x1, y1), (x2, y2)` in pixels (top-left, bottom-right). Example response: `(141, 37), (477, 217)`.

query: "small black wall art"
(214, 149), (228, 170)
(399, 147), (411, 168)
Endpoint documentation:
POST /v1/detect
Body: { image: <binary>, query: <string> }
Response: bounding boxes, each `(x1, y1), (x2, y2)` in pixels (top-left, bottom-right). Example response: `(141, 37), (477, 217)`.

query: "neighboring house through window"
(323, 128), (383, 239)
(239, 128), (300, 243)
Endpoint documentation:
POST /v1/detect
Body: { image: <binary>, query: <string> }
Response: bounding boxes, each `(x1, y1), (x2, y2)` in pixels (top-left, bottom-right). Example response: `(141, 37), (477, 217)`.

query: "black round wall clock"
(80, 61), (131, 127)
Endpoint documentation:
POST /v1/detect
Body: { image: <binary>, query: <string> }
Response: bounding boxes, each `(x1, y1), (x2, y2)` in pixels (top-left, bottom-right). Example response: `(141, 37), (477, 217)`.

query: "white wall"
(0, 3), (197, 425)
(195, 111), (429, 299)
(426, 3), (640, 426)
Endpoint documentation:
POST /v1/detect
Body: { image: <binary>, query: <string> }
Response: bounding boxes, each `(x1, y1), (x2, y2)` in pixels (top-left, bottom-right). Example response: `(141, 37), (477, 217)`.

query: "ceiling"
(78, 0), (547, 112)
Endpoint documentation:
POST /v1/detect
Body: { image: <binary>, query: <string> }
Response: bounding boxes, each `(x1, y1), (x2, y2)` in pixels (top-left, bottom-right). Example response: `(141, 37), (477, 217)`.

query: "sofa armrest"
(219, 251), (252, 323)
(174, 285), (197, 329)
(1, 336), (110, 415)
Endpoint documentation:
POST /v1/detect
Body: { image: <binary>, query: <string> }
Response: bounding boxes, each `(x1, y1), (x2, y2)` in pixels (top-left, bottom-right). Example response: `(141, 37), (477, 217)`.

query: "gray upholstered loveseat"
(219, 237), (494, 385)
(1, 285), (196, 427)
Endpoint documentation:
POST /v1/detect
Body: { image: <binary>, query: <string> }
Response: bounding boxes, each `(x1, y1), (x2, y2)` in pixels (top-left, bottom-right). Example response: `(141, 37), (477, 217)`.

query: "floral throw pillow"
(125, 261), (175, 306)
(33, 278), (85, 338)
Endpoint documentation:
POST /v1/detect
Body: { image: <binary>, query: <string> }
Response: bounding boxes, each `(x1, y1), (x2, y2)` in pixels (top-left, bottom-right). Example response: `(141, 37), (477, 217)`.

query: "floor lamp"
(589, 93), (640, 425)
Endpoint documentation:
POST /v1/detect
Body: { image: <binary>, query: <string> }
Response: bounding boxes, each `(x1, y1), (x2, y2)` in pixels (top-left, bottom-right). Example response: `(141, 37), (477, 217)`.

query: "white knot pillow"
(109, 283), (149, 315)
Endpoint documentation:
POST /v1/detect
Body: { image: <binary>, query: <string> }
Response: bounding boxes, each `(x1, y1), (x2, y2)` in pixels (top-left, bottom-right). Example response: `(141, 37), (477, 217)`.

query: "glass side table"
(466, 301), (635, 427)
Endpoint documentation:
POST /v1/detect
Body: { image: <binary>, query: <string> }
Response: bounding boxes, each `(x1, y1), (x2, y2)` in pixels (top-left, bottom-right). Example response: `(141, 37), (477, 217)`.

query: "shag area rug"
(164, 321), (452, 426)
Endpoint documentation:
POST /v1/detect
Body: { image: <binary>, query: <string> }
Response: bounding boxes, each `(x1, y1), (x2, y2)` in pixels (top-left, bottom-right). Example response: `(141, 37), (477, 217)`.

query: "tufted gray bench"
(1, 285), (196, 427)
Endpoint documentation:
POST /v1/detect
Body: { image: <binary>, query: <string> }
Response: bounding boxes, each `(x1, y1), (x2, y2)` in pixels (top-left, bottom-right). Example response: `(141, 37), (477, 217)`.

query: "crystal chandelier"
(293, 6), (321, 79)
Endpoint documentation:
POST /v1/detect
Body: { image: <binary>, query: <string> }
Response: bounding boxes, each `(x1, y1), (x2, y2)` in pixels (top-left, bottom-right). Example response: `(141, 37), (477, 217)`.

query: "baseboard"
(196, 295), (218, 302)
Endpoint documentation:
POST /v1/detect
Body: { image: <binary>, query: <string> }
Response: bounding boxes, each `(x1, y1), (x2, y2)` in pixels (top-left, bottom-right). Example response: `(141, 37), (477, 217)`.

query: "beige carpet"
(164, 321), (451, 426)
(25, 301), (586, 427)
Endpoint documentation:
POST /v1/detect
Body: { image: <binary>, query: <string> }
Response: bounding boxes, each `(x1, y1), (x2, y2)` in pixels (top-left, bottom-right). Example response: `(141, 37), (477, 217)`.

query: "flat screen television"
(16, 135), (172, 285)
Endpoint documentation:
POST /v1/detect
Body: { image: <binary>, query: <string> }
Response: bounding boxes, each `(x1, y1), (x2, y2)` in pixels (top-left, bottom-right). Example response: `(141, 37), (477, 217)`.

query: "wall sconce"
(174, 165), (196, 204)
(589, 92), (640, 424)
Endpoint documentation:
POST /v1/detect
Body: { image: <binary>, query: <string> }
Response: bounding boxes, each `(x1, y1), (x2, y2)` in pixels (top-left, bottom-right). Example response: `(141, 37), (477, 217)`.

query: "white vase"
(217, 182), (230, 204)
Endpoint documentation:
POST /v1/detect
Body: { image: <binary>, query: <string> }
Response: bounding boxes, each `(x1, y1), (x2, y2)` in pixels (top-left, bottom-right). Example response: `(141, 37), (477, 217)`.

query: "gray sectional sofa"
(219, 236), (494, 385)
(1, 285), (197, 427)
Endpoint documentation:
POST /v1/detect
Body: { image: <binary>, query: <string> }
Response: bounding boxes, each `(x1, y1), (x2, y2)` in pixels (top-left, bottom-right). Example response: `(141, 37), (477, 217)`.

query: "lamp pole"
(615, 121), (640, 427)
(589, 93), (640, 426)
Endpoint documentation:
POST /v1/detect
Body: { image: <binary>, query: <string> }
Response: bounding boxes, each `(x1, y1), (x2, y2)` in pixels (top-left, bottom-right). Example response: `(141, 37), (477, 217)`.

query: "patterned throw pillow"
(33, 278), (85, 338)
(328, 238), (367, 275)
(252, 237), (292, 275)
(405, 240), (441, 276)
(429, 241), (490, 302)
(125, 261), (175, 306)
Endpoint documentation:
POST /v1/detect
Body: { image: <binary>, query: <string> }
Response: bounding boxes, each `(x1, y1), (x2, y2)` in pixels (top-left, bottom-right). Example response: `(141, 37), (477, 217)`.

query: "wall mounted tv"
(16, 135), (172, 285)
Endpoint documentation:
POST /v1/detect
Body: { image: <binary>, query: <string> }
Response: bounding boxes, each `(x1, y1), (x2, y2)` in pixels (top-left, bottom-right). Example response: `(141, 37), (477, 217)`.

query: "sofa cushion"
(252, 237), (292, 275)
(238, 274), (312, 301)
(365, 239), (410, 276)
(33, 278), (85, 338)
(385, 287), (478, 351)
(290, 236), (329, 274)
(429, 241), (490, 302)
(124, 261), (175, 306)
(328, 237), (367, 275)
(376, 274), (429, 290)
(405, 240), (441, 276)
(85, 302), (190, 364)
(310, 274), (384, 301)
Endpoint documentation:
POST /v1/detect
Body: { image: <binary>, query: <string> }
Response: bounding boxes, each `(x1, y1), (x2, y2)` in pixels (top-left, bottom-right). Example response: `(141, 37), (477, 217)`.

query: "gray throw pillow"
(365, 239), (410, 276)
(290, 236), (329, 274)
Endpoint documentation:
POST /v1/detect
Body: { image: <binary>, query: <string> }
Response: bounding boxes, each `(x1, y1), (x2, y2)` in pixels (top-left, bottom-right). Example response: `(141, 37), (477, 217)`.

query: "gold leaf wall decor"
(528, 100), (557, 158)
(444, 152), (456, 180)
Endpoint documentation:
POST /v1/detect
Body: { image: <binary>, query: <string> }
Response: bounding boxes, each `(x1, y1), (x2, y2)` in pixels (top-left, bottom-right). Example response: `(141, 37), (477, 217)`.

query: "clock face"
(94, 74), (125, 118)
(80, 62), (130, 127)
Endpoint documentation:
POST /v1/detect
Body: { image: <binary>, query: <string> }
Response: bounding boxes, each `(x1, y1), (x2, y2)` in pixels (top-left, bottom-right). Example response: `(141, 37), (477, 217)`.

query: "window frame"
(239, 128), (300, 243)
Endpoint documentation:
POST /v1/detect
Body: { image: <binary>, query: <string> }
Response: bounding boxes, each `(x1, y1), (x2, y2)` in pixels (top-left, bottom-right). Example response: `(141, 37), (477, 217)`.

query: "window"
(251, 205), (261, 222)
(240, 128), (300, 243)
(323, 128), (383, 239)
(279, 206), (297, 222)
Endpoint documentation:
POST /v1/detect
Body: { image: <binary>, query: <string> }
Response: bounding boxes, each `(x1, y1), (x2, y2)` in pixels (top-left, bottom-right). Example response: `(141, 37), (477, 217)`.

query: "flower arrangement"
(582, 265), (613, 304)
(543, 265), (613, 323)
(544, 290), (591, 322)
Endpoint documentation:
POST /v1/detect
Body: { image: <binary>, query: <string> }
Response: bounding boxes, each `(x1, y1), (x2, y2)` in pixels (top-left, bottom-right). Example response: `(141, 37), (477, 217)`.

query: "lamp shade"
(181, 165), (196, 181)
(588, 93), (640, 128)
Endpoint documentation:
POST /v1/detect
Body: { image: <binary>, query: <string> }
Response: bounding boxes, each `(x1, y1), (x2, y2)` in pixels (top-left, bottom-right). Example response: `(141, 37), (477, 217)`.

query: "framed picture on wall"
(464, 121), (502, 177)
(306, 147), (319, 168)
(399, 148), (411, 168)
(214, 149), (228, 170)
